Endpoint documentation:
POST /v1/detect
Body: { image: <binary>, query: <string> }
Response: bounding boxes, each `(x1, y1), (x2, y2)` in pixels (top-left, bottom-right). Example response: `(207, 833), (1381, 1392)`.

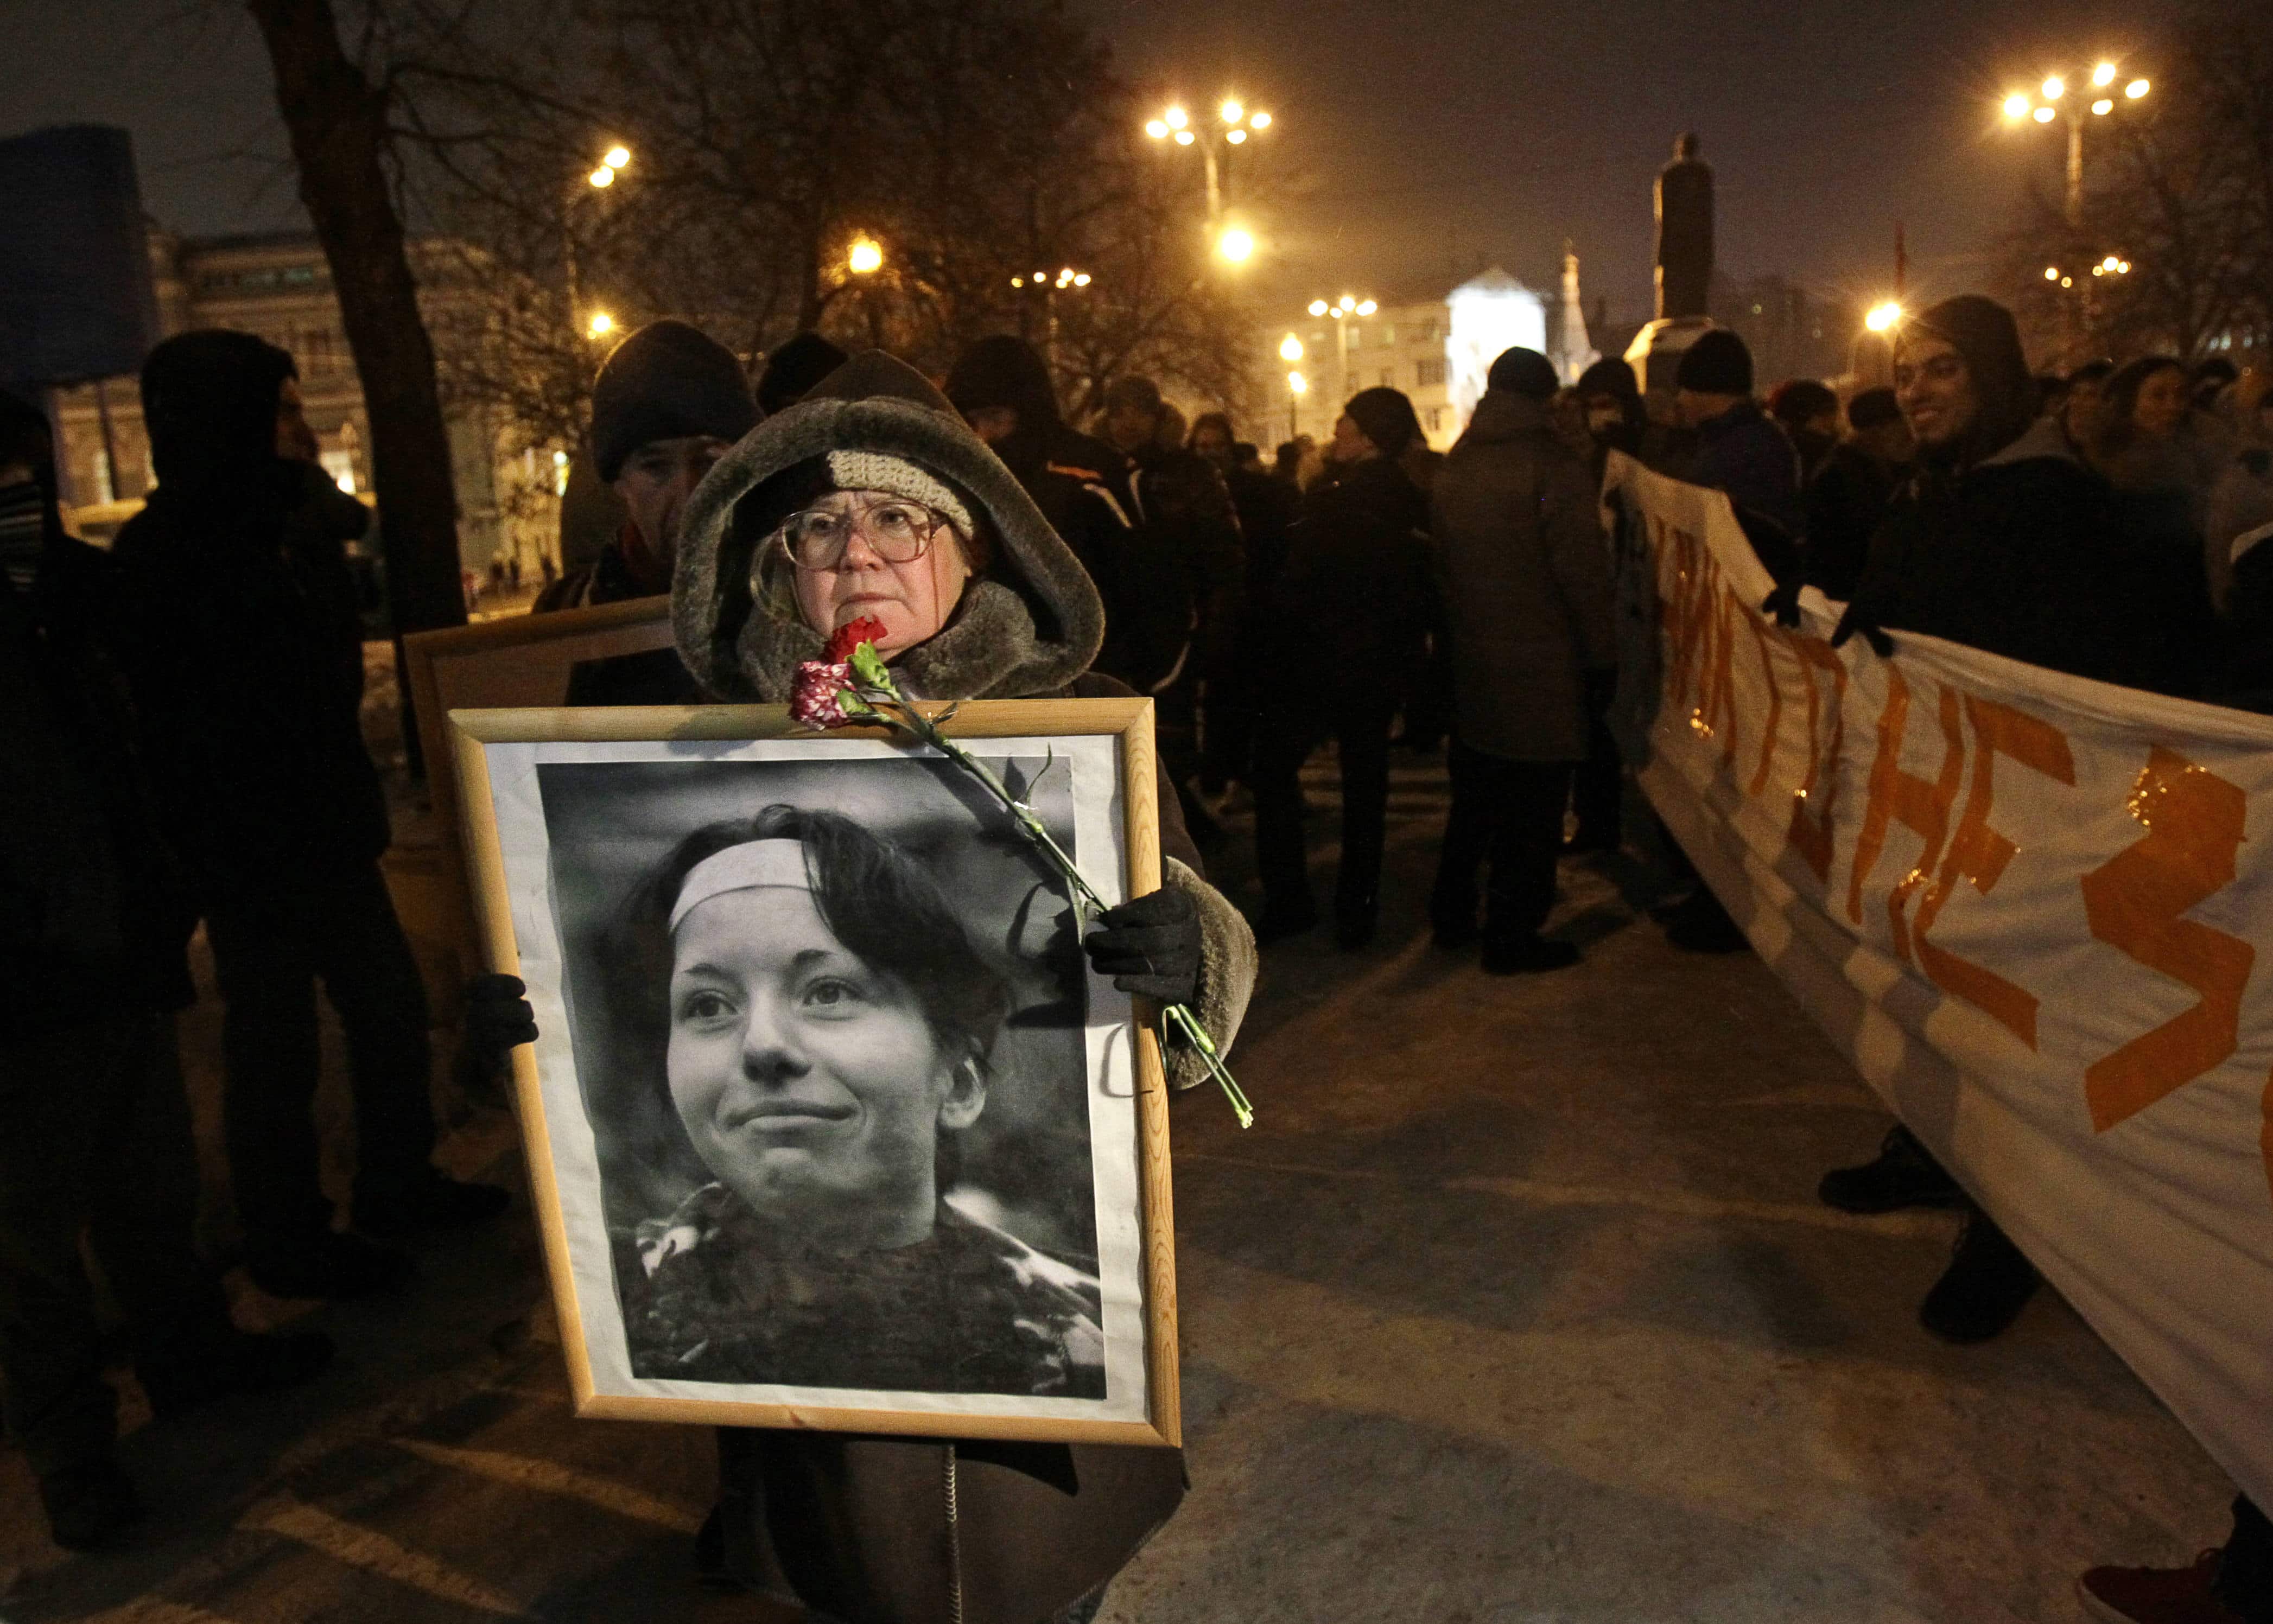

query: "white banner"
(1606, 453), (2273, 1512)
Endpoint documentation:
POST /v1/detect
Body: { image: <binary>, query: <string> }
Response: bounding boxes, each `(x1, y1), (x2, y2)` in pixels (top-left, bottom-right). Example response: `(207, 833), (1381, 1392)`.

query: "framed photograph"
(449, 697), (1179, 1448)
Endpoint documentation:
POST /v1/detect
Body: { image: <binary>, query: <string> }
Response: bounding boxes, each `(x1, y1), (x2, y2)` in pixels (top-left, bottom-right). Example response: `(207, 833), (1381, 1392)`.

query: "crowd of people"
(4, 283), (2270, 1624)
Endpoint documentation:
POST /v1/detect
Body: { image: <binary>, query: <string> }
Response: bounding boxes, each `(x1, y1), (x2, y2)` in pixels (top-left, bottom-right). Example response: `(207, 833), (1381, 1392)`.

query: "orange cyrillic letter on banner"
(1908, 693), (2076, 1049)
(1783, 634), (1848, 881)
(1845, 667), (1963, 953)
(2079, 746), (2254, 1132)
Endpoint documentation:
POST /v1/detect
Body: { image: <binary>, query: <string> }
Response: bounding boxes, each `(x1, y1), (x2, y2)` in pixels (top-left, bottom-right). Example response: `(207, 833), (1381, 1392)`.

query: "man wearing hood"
(944, 336), (1190, 693)
(1252, 385), (1437, 947)
(1838, 295), (2203, 698)
(1823, 294), (2206, 1348)
(110, 330), (506, 1300)
(2, 389), (334, 1547)
(1427, 349), (1616, 972)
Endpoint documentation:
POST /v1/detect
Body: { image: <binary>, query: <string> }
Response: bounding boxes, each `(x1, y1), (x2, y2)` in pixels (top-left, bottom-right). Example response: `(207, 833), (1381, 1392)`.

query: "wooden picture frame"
(403, 597), (676, 967)
(449, 698), (1180, 1449)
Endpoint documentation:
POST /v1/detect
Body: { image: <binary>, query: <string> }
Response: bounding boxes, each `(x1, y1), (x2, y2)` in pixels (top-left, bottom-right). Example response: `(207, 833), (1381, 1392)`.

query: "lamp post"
(565, 142), (631, 341)
(1305, 294), (1377, 415)
(2002, 61), (2149, 228)
(1146, 95), (1273, 262)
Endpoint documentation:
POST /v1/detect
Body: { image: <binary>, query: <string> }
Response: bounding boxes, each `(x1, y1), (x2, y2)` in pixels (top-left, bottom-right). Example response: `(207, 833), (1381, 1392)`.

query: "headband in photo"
(668, 838), (812, 932)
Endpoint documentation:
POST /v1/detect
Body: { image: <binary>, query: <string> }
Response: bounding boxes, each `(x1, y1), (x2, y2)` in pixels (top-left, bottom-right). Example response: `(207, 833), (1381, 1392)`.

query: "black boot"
(39, 1460), (144, 1551)
(1818, 1125), (1964, 1214)
(1919, 1211), (2040, 1344)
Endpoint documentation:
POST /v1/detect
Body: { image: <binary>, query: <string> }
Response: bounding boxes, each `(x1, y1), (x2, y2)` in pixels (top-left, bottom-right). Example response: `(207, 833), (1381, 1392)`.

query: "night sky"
(8, 0), (2178, 325)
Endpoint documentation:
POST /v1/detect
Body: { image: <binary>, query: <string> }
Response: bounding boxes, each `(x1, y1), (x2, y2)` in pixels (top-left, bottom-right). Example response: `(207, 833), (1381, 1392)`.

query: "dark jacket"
(532, 524), (700, 705)
(943, 339), (1190, 692)
(1803, 441), (1905, 602)
(1687, 399), (1804, 581)
(1846, 417), (2211, 697)
(1431, 391), (1617, 762)
(1273, 454), (1436, 704)
(1125, 441), (1243, 674)
(112, 466), (391, 901)
(0, 539), (196, 1036)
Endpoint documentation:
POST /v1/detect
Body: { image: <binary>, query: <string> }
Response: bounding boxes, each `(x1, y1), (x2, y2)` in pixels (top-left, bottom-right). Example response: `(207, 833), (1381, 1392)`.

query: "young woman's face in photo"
(666, 883), (983, 1249)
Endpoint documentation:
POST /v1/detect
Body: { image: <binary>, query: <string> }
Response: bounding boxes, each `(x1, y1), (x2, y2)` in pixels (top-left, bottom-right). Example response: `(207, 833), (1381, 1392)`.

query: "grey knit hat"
(591, 320), (758, 481)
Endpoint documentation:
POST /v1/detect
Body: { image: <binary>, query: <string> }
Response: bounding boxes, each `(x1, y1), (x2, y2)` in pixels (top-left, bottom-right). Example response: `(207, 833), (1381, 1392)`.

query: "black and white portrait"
(478, 729), (1154, 1431)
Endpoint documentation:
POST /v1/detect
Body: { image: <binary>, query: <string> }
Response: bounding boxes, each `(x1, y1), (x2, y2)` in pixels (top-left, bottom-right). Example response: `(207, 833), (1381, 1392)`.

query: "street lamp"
(1216, 226), (1255, 264)
(1146, 93), (1272, 223)
(587, 310), (615, 339)
(1279, 333), (1305, 362)
(1865, 302), (1902, 333)
(1286, 368), (1307, 437)
(567, 142), (632, 341)
(1309, 294), (1377, 408)
(847, 235), (884, 275)
(2001, 59), (2148, 225)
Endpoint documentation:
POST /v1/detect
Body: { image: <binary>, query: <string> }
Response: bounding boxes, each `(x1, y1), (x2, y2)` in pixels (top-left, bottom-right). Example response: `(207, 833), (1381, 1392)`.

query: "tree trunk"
(246, 0), (467, 775)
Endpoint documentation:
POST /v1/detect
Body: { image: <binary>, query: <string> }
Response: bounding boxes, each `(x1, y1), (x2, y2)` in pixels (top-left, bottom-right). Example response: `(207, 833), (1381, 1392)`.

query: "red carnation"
(825, 616), (890, 664)
(789, 660), (855, 730)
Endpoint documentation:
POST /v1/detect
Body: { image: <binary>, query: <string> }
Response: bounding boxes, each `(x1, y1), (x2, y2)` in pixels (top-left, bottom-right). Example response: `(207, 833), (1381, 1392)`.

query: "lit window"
(1417, 358), (1446, 387)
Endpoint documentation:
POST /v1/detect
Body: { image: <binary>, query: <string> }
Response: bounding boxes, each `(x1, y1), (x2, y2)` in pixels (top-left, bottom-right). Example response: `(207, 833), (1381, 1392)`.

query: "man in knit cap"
(1673, 327), (1804, 577)
(537, 318), (758, 615)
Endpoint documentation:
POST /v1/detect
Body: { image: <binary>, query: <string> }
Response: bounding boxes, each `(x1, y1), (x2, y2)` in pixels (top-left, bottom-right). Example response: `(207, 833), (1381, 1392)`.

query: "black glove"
(1083, 888), (1201, 1007)
(1762, 579), (1802, 629)
(1828, 604), (1894, 658)
(467, 973), (537, 1055)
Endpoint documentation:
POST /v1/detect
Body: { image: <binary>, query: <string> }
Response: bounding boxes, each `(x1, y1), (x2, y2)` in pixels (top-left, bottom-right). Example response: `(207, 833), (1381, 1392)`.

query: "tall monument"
(1654, 133), (1713, 320)
(1622, 131), (1719, 402)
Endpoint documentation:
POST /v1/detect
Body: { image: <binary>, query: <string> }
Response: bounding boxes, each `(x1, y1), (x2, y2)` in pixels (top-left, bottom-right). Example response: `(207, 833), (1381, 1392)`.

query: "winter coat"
(531, 524), (702, 705)
(0, 538), (196, 1037)
(674, 349), (1261, 1624)
(1846, 416), (2212, 698)
(2205, 448), (2273, 617)
(1802, 441), (1905, 602)
(1687, 399), (1804, 581)
(1430, 391), (1617, 762)
(1125, 441), (1243, 676)
(1271, 453), (1436, 705)
(111, 460), (391, 903)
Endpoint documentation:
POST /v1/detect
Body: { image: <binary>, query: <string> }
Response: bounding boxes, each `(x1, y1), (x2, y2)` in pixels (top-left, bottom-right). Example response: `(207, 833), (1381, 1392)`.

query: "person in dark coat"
(1823, 294), (2212, 1349)
(110, 330), (506, 1300)
(1768, 378), (1842, 481)
(944, 336), (1190, 694)
(1426, 349), (1616, 973)
(668, 348), (1258, 1624)
(535, 319), (759, 704)
(1251, 386), (1436, 948)
(0, 391), (333, 1549)
(1189, 410), (1295, 794)
(1801, 386), (1912, 602)
(1673, 328), (1804, 579)
(1839, 300), (2209, 699)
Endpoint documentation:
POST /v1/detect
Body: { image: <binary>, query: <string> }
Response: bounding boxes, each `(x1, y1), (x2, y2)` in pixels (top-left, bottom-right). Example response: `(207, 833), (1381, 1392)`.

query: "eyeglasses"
(772, 495), (953, 570)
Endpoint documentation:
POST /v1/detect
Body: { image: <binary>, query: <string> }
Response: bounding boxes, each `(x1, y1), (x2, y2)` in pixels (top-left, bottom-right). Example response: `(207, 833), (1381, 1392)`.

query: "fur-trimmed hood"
(672, 351), (1105, 702)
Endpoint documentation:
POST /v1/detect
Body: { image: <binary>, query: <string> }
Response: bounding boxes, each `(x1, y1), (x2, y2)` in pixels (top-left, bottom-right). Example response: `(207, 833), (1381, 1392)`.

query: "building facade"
(49, 229), (554, 574)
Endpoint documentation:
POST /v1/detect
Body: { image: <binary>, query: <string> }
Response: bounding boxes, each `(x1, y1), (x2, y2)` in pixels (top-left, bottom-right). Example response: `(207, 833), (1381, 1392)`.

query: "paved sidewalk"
(0, 747), (2235, 1623)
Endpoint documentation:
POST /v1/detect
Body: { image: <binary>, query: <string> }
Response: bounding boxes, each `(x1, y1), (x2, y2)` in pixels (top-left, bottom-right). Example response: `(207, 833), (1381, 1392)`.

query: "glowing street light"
(2092, 99), (2114, 116)
(1220, 99), (1245, 124)
(2043, 74), (2065, 100)
(1865, 302), (1902, 333)
(1174, 129), (1197, 146)
(2126, 78), (2149, 99)
(2004, 93), (2032, 120)
(588, 165), (615, 188)
(1308, 299), (1329, 316)
(1145, 119), (1169, 139)
(2045, 265), (2060, 280)
(847, 235), (884, 275)
(1227, 129), (1248, 145)
(1165, 105), (1189, 130)
(2003, 60), (2146, 229)
(1287, 370), (1306, 394)
(587, 310), (615, 338)
(1147, 95), (1272, 222)
(603, 145), (631, 170)
(1280, 333), (1305, 362)
(2033, 105), (2056, 123)
(1216, 226), (1255, 263)
(1250, 111), (1271, 129)
(2092, 62), (2117, 87)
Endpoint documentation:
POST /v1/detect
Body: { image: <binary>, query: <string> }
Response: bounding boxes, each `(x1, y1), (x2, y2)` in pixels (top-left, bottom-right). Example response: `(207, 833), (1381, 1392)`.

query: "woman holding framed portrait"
(649, 349), (1257, 1623)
